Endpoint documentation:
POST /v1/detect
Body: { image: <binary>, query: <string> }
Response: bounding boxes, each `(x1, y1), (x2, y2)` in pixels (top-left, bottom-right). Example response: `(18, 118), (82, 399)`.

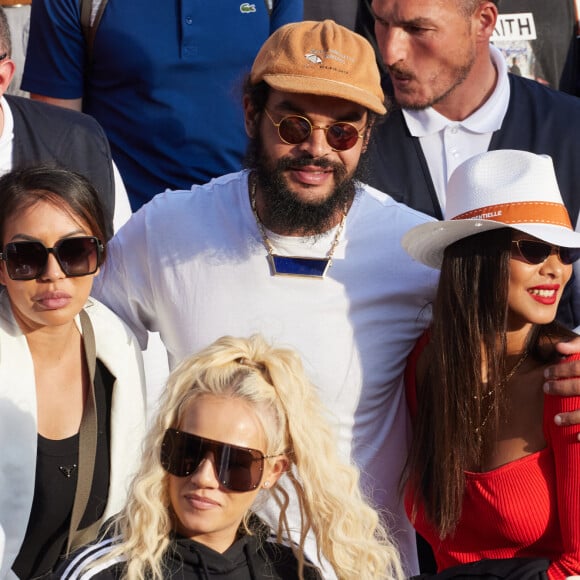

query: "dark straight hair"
(403, 227), (575, 537)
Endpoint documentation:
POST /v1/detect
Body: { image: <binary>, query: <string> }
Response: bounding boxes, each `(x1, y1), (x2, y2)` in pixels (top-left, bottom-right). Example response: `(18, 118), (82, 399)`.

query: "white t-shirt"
(93, 170), (438, 575)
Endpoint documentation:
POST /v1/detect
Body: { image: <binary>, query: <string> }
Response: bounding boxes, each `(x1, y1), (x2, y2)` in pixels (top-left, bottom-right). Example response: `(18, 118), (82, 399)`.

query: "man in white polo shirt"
(366, 0), (580, 328)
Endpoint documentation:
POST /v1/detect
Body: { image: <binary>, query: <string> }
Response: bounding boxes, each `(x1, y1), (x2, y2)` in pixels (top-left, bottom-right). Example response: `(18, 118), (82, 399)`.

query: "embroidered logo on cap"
(305, 52), (323, 64)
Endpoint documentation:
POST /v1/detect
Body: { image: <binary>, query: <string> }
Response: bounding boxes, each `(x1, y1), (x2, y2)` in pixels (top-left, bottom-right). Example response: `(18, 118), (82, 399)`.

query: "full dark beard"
(252, 148), (359, 237)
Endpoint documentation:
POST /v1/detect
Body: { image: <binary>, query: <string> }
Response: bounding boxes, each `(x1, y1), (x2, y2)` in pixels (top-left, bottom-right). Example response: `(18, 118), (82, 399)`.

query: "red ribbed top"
(406, 343), (580, 579)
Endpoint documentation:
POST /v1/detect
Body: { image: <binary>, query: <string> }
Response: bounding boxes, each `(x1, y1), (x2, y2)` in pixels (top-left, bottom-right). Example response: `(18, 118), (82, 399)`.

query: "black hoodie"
(54, 516), (321, 579)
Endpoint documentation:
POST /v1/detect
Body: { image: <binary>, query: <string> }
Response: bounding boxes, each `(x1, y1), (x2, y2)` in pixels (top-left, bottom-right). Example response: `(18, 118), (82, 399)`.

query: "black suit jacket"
(7, 94), (115, 240)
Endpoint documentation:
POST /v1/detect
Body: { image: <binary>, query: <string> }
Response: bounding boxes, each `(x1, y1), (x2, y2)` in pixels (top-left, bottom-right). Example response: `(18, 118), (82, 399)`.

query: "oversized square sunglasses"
(264, 108), (365, 151)
(0, 236), (104, 280)
(511, 239), (580, 265)
(160, 429), (279, 492)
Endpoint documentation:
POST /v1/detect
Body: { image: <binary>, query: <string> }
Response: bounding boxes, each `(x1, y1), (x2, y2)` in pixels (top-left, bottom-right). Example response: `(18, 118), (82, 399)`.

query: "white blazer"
(0, 291), (147, 579)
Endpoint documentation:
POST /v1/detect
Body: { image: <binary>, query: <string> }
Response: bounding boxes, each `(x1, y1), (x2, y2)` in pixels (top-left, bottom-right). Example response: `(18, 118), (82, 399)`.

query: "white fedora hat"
(402, 150), (580, 269)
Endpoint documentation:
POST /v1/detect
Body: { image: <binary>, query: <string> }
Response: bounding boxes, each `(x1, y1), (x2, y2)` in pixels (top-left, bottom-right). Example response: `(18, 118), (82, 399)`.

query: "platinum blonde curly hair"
(94, 334), (404, 580)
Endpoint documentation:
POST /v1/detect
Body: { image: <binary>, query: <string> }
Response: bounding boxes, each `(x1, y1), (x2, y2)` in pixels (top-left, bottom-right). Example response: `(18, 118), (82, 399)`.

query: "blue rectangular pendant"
(269, 254), (331, 278)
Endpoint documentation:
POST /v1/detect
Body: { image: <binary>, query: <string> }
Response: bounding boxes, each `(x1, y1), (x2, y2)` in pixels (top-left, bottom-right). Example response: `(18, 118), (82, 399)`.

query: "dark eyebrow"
(270, 100), (366, 123)
(9, 230), (87, 243)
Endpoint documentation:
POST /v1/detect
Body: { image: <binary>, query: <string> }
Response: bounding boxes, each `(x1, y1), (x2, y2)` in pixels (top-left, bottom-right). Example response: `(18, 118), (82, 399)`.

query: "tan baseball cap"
(250, 20), (387, 115)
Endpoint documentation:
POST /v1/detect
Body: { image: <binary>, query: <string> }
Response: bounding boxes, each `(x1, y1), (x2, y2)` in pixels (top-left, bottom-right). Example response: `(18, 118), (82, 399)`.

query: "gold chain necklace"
(501, 350), (529, 383)
(475, 350), (529, 441)
(250, 179), (347, 279)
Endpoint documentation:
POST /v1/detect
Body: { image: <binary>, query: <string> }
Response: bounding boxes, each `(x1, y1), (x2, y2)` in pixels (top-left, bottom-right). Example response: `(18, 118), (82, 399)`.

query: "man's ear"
(361, 117), (377, 154)
(243, 95), (259, 139)
(474, 1), (498, 44)
(0, 58), (16, 95)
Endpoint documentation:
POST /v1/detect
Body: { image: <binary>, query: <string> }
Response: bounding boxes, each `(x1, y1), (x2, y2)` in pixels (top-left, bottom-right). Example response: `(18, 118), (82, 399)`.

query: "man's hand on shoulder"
(543, 336), (580, 438)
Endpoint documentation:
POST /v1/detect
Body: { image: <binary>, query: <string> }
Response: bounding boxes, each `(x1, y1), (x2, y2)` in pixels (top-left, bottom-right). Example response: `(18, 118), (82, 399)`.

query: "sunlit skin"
(0, 200), (98, 334)
(0, 199), (100, 439)
(371, 0), (498, 120)
(167, 395), (287, 553)
(475, 233), (574, 469)
(244, 89), (369, 235)
(506, 233), (572, 354)
(371, 0), (580, 425)
(501, 232), (572, 458)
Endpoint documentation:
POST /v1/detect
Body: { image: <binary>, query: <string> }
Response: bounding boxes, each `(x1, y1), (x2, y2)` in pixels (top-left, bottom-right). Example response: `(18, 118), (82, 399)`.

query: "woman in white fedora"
(401, 150), (580, 579)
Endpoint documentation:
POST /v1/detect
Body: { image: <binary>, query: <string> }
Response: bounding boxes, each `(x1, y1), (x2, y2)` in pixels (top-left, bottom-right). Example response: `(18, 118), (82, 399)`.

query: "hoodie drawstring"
(244, 542), (258, 580)
(190, 544), (211, 580)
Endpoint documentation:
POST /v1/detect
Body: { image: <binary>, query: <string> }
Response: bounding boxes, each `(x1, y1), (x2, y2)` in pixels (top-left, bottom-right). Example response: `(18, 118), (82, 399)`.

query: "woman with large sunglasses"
(401, 150), (580, 579)
(0, 167), (146, 579)
(53, 334), (404, 580)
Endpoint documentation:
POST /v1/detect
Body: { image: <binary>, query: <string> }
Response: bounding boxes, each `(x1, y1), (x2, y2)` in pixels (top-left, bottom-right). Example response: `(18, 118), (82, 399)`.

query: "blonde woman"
(55, 334), (403, 580)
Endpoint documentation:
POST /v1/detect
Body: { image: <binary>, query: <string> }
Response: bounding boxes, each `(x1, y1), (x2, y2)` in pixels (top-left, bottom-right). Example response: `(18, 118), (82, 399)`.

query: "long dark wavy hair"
(403, 227), (575, 537)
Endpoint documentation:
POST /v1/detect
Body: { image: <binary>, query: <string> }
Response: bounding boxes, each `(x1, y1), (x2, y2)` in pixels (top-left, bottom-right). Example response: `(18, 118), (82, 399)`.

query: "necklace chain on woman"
(475, 350), (529, 441)
(250, 178), (347, 279)
(501, 350), (529, 385)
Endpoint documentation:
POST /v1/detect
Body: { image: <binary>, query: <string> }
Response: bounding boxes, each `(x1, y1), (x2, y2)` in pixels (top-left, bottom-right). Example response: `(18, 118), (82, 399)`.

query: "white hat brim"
(402, 219), (580, 269)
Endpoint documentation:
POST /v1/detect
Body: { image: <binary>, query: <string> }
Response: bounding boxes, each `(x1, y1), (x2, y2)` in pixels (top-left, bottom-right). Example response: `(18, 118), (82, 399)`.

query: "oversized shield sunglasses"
(160, 429), (279, 492)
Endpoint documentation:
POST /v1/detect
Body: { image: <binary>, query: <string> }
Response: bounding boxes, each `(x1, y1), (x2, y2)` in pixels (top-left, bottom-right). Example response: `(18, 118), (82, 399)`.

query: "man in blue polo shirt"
(21, 1), (303, 210)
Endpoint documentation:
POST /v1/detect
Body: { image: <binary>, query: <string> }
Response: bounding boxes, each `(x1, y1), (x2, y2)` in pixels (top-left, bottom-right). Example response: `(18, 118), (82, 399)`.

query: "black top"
(54, 516), (322, 580)
(493, 0), (579, 95)
(12, 359), (114, 578)
(7, 94), (116, 240)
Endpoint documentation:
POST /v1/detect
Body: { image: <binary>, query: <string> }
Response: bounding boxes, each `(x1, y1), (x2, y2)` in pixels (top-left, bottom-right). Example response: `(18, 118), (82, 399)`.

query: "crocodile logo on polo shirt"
(240, 3), (257, 12)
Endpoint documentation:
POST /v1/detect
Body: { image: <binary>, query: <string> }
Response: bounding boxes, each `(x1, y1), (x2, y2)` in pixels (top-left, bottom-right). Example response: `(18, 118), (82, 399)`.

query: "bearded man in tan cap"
(92, 20), (439, 575)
